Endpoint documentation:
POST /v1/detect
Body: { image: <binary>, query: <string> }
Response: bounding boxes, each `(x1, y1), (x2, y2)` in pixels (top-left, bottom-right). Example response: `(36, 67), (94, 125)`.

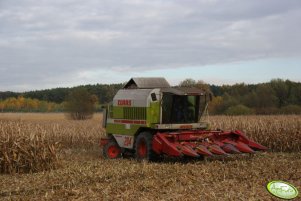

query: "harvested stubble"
(0, 121), (60, 174)
(0, 153), (300, 200)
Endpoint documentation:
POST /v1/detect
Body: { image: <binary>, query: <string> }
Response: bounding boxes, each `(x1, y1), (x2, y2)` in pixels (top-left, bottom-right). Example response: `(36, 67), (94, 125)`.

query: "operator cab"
(160, 87), (208, 124)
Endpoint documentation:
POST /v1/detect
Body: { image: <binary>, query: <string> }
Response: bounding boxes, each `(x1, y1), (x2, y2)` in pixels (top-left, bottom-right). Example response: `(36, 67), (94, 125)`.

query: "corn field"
(0, 113), (300, 200)
(0, 113), (103, 174)
(0, 121), (60, 174)
(0, 113), (300, 174)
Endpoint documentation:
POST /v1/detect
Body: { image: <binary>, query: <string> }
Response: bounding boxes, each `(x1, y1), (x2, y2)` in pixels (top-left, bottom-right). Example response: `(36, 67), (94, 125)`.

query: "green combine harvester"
(100, 77), (267, 161)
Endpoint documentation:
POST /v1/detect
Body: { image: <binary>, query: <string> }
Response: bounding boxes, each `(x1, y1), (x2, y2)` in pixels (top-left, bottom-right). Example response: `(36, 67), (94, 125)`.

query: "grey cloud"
(0, 0), (301, 91)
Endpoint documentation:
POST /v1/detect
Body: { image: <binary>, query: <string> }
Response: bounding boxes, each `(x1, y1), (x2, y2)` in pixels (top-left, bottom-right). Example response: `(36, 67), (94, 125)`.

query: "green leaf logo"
(267, 181), (299, 200)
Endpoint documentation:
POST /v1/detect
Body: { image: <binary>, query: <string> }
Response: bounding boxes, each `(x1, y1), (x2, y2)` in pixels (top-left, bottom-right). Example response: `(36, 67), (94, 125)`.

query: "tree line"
(179, 78), (301, 115)
(0, 83), (123, 104)
(0, 79), (300, 115)
(0, 96), (64, 112)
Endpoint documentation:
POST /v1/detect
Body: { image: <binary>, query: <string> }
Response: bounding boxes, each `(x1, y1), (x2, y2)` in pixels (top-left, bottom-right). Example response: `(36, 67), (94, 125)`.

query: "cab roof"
(161, 87), (205, 95)
(123, 77), (170, 89)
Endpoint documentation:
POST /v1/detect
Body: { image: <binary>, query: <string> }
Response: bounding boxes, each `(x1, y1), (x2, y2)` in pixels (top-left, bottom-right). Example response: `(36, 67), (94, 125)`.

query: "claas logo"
(117, 99), (132, 106)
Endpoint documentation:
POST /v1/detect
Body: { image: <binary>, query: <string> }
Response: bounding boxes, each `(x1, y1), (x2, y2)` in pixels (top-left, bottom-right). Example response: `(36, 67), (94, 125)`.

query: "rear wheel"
(135, 132), (160, 161)
(103, 140), (122, 159)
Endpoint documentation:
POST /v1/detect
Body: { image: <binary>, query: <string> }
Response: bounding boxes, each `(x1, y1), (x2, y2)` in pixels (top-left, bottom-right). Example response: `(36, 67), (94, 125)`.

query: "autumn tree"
(208, 96), (224, 114)
(179, 79), (211, 93)
(270, 79), (289, 108)
(179, 78), (197, 87)
(64, 87), (98, 120)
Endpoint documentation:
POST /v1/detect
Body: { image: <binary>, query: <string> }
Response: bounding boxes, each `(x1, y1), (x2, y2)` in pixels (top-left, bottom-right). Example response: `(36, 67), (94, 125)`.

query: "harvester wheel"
(103, 140), (122, 159)
(135, 132), (159, 161)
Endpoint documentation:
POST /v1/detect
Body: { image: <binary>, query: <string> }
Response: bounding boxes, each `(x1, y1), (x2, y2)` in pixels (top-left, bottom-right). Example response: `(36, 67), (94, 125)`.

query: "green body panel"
(146, 101), (160, 126)
(106, 123), (142, 136)
(112, 106), (147, 120)
(106, 103), (160, 136)
(112, 106), (124, 119)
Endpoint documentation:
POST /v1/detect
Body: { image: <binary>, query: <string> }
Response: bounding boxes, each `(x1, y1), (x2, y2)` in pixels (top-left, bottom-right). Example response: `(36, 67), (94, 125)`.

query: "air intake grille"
(124, 107), (146, 120)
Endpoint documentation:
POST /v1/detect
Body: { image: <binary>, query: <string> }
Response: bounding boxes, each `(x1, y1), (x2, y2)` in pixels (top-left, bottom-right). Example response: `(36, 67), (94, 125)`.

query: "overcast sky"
(1, 0), (301, 92)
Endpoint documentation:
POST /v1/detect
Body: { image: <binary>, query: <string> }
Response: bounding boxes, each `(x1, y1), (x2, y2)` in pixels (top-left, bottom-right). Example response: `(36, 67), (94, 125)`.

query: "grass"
(0, 113), (300, 200)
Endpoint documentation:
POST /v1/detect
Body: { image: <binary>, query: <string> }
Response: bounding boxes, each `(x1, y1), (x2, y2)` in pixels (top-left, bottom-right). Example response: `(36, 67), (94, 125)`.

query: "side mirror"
(151, 93), (157, 101)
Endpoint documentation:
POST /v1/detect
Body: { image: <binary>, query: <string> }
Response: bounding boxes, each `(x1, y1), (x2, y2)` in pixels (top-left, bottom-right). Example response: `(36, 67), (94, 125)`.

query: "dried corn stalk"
(0, 121), (61, 174)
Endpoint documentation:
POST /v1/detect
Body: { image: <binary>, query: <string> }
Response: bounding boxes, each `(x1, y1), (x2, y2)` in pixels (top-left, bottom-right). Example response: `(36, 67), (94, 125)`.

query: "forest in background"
(0, 78), (301, 115)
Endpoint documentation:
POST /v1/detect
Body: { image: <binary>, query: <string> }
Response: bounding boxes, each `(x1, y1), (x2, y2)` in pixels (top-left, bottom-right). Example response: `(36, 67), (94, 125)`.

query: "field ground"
(0, 113), (300, 200)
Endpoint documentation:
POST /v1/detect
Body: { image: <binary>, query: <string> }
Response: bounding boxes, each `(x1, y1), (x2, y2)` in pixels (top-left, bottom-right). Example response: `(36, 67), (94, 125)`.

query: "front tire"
(103, 140), (122, 159)
(135, 132), (159, 161)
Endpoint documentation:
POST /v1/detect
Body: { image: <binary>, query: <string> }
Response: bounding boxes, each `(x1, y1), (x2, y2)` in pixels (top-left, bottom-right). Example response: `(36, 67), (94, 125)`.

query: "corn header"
(100, 78), (267, 161)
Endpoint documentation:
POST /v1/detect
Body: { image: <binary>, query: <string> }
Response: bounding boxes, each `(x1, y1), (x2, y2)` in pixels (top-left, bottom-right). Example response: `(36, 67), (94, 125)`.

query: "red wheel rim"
(107, 145), (120, 159)
(138, 139), (147, 158)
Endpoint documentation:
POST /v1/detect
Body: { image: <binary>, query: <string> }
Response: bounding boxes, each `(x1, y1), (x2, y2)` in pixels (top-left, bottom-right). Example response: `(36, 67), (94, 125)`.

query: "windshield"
(162, 94), (201, 124)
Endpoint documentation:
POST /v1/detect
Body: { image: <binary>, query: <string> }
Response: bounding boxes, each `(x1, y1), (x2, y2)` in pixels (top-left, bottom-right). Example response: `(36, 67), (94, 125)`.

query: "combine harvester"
(100, 78), (267, 161)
